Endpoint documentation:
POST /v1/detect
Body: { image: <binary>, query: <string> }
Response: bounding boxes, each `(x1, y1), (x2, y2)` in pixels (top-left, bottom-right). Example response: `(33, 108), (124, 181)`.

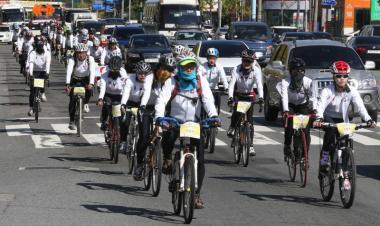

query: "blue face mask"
(178, 67), (197, 91)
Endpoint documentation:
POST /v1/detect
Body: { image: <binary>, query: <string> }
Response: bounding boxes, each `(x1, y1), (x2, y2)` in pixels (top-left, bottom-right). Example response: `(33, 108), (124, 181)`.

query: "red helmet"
(330, 61), (350, 75)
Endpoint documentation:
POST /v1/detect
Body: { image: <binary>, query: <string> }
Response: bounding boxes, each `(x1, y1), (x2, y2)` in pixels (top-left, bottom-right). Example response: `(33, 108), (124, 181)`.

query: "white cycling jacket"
(28, 50), (51, 75)
(100, 47), (121, 65)
(201, 62), (229, 90)
(316, 84), (371, 122)
(280, 76), (316, 112)
(228, 64), (263, 99)
(121, 73), (153, 105)
(98, 67), (128, 99)
(66, 56), (96, 85)
(155, 75), (217, 122)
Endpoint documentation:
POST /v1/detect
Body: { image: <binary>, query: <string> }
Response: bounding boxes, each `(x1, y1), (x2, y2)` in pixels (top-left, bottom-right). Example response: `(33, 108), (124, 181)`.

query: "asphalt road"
(0, 44), (380, 226)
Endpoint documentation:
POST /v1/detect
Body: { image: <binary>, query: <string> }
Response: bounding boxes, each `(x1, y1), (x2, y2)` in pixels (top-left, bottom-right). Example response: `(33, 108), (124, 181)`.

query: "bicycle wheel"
(152, 140), (163, 197)
(172, 152), (182, 215)
(107, 120), (114, 161)
(318, 149), (335, 201)
(339, 147), (356, 208)
(33, 88), (40, 123)
(209, 128), (216, 154)
(242, 124), (250, 167)
(299, 131), (308, 187)
(75, 97), (83, 137)
(143, 150), (152, 191)
(126, 118), (135, 174)
(287, 135), (297, 182)
(112, 117), (120, 164)
(232, 128), (241, 164)
(183, 154), (195, 224)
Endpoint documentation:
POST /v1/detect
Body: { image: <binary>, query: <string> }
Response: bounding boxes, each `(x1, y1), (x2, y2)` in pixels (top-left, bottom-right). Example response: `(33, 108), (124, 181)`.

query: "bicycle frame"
(178, 137), (199, 192)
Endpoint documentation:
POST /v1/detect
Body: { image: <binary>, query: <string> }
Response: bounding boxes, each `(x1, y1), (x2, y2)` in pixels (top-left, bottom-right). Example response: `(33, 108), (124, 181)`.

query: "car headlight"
(358, 79), (377, 89)
(162, 53), (172, 57)
(266, 45), (273, 55)
(128, 52), (140, 58)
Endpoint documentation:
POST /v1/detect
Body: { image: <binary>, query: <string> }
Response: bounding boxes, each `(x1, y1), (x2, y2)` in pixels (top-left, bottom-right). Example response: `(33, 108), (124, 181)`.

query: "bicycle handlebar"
(157, 117), (221, 129)
(284, 113), (316, 128)
(319, 122), (370, 130)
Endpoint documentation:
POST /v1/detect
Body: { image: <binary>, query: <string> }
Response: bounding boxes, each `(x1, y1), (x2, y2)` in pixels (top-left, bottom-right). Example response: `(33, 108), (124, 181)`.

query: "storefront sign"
(371, 0), (380, 21)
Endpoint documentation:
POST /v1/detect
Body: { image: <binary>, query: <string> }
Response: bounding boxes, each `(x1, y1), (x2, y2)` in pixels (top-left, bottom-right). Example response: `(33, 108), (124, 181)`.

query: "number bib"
(336, 123), (356, 137)
(73, 87), (86, 96)
(130, 107), (138, 116)
(236, 101), (251, 113)
(34, 79), (45, 88)
(112, 104), (122, 117)
(180, 122), (200, 139)
(292, 115), (310, 129)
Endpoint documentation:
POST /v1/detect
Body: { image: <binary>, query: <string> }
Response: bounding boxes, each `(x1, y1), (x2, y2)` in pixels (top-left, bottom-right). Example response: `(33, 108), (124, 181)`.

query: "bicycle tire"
(299, 131), (308, 187)
(183, 154), (195, 224)
(76, 97), (82, 137)
(209, 128), (216, 154)
(126, 118), (136, 174)
(287, 134), (298, 182)
(143, 150), (152, 191)
(339, 147), (356, 208)
(172, 152), (182, 215)
(152, 140), (163, 197)
(232, 128), (241, 164)
(108, 120), (114, 161)
(34, 88), (40, 123)
(112, 117), (120, 164)
(242, 124), (250, 167)
(318, 149), (335, 201)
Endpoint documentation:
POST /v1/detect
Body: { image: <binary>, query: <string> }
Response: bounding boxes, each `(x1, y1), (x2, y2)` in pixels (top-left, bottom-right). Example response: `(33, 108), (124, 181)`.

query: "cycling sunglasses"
(334, 74), (349, 79)
(242, 59), (254, 64)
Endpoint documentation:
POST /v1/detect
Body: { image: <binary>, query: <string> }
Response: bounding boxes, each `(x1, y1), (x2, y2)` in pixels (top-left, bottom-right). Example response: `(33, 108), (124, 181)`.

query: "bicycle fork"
(179, 145), (198, 192)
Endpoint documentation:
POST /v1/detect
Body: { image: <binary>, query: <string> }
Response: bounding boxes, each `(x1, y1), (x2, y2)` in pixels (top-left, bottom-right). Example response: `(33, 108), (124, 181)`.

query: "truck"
(71, 12), (97, 31)
(0, 4), (26, 27)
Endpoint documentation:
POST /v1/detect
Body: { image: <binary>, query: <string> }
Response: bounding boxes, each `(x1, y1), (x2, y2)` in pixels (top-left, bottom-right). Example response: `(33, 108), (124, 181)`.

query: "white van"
(0, 25), (11, 44)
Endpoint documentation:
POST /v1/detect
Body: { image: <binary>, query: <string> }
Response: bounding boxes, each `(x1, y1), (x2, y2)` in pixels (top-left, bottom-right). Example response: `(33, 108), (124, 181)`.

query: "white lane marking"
(353, 133), (380, 146)
(215, 138), (227, 146)
(10, 116), (99, 120)
(218, 127), (226, 132)
(51, 124), (76, 135)
(82, 134), (106, 146)
(254, 132), (281, 145)
(96, 123), (101, 128)
(310, 134), (323, 145)
(220, 109), (232, 116)
(255, 125), (275, 132)
(6, 124), (33, 136)
(0, 194), (15, 202)
(31, 135), (64, 148)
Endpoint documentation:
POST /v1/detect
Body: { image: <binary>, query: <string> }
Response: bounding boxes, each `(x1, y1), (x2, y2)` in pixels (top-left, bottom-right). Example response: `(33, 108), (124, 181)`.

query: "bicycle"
(104, 102), (122, 164)
(31, 78), (45, 123)
(159, 117), (220, 224)
(284, 114), (315, 187)
(317, 122), (369, 209)
(72, 86), (86, 137)
(124, 107), (139, 174)
(230, 97), (262, 167)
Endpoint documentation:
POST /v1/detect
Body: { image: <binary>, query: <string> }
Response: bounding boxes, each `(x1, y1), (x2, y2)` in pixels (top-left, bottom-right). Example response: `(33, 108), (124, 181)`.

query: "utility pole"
(252, 0), (256, 21)
(281, 0), (284, 26)
(217, 0), (222, 29)
(240, 0), (244, 21)
(296, 0), (300, 30)
(258, 0), (263, 22)
(313, 0), (318, 31)
(121, 0), (124, 19)
(304, 0), (308, 31)
(128, 0), (131, 22)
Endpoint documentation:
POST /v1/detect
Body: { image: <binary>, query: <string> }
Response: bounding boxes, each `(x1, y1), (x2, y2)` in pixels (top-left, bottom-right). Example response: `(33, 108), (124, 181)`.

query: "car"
(312, 32), (333, 40)
(271, 26), (297, 43)
(103, 27), (114, 39)
(125, 34), (172, 72)
(226, 21), (273, 66)
(101, 17), (125, 27)
(279, 32), (316, 42)
(347, 36), (380, 68)
(172, 30), (207, 49)
(193, 40), (249, 81)
(112, 25), (144, 47)
(0, 25), (12, 44)
(359, 24), (380, 37)
(213, 26), (229, 40)
(77, 21), (106, 35)
(262, 39), (378, 122)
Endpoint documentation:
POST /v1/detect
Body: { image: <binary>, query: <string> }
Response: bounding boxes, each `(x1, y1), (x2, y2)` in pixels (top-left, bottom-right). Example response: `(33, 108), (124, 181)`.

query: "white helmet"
(81, 28), (88, 36)
(93, 38), (100, 47)
(111, 51), (122, 58)
(173, 45), (186, 56)
(74, 43), (89, 52)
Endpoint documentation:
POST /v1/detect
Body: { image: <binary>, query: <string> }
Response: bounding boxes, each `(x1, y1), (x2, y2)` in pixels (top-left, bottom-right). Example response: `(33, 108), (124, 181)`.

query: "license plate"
(367, 50), (380, 54)
(145, 58), (159, 63)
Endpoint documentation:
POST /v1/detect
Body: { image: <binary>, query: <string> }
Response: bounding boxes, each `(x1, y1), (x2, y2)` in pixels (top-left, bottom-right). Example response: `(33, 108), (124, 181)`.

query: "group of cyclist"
(10, 22), (377, 210)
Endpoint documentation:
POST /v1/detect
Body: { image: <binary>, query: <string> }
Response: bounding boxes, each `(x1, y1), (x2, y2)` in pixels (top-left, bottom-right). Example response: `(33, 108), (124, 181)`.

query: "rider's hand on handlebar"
(282, 111), (289, 119)
(367, 119), (377, 128)
(64, 85), (71, 94)
(87, 84), (94, 90)
(97, 98), (103, 107)
(313, 118), (323, 128)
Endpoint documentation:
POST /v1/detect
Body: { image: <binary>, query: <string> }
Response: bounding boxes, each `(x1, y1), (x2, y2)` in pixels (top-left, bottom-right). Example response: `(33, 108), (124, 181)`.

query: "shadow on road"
(77, 182), (151, 197)
(205, 159), (236, 166)
(82, 204), (183, 224)
(210, 176), (285, 185)
(357, 165), (380, 181)
(49, 156), (110, 164)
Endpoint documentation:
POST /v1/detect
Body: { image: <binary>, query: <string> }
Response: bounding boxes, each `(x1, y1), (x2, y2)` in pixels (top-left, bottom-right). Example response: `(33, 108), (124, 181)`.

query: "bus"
(143, 0), (202, 37)
(0, 4), (26, 26)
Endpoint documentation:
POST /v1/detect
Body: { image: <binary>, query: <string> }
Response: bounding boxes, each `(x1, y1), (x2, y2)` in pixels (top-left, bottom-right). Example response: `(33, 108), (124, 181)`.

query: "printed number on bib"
(112, 104), (122, 117)
(293, 115), (310, 129)
(336, 123), (356, 137)
(236, 101), (251, 113)
(180, 122), (200, 139)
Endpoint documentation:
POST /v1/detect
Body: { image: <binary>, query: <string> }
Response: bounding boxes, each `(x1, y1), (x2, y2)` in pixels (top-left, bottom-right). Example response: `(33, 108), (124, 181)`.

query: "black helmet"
(241, 49), (256, 61)
(288, 58), (306, 71)
(109, 56), (123, 72)
(89, 28), (96, 35)
(159, 55), (176, 72)
(135, 61), (152, 74)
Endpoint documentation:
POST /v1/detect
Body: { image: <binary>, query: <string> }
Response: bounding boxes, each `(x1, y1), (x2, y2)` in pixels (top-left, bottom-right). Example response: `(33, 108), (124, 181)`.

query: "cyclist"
(227, 49), (263, 156)
(119, 61), (154, 181)
(313, 61), (376, 172)
(172, 45), (186, 59)
(18, 30), (34, 74)
(11, 24), (20, 55)
(90, 39), (103, 64)
(65, 43), (96, 130)
(281, 58), (315, 160)
(54, 27), (64, 57)
(27, 36), (51, 116)
(89, 28), (99, 44)
(100, 37), (121, 66)
(97, 55), (129, 144)
(201, 48), (229, 113)
(155, 54), (219, 209)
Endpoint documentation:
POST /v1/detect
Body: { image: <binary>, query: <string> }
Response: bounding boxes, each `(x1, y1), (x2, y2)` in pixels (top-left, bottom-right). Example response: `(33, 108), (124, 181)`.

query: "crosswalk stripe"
(51, 124), (76, 135)
(353, 133), (380, 146)
(254, 132), (281, 145)
(82, 134), (106, 146)
(220, 109), (232, 116)
(255, 125), (275, 132)
(218, 127), (226, 132)
(31, 135), (64, 148)
(310, 134), (323, 145)
(215, 138), (227, 146)
(5, 124), (32, 136)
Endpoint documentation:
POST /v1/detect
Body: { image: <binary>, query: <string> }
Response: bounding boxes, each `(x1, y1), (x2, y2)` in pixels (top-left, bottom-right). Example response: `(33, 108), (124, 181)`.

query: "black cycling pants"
(136, 105), (154, 164)
(29, 71), (48, 107)
(68, 77), (91, 122)
(322, 116), (344, 154)
(284, 103), (311, 148)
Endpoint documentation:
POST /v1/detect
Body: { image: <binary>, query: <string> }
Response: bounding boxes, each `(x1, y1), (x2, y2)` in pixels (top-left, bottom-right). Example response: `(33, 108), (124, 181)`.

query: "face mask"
(109, 71), (119, 79)
(178, 67), (196, 81)
(289, 71), (304, 91)
(178, 67), (197, 91)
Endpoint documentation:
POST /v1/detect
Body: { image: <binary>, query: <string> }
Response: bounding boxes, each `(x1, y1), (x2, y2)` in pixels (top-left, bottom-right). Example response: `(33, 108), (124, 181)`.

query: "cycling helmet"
(81, 28), (88, 36)
(288, 58), (306, 71)
(330, 61), (350, 75)
(81, 34), (89, 41)
(173, 45), (186, 55)
(241, 49), (256, 61)
(177, 54), (197, 66)
(159, 55), (177, 72)
(111, 51), (122, 58)
(109, 56), (123, 72)
(74, 43), (89, 52)
(34, 36), (44, 48)
(14, 24), (19, 30)
(26, 31), (33, 38)
(206, 48), (219, 58)
(93, 38), (100, 47)
(135, 61), (152, 74)
(108, 37), (118, 45)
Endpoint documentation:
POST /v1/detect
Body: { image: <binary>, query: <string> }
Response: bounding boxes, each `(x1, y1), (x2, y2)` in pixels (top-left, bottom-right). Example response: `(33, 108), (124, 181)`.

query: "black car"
(125, 34), (172, 72)
(312, 32), (333, 40)
(77, 21), (106, 34)
(280, 32), (316, 42)
(112, 25), (144, 47)
(347, 36), (380, 68)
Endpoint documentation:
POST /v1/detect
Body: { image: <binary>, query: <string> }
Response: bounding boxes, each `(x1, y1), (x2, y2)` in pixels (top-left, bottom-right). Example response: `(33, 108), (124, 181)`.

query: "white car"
(193, 40), (250, 81)
(0, 25), (12, 44)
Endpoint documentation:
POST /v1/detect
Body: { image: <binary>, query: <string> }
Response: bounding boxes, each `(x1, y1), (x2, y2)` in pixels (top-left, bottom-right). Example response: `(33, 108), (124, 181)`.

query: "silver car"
(263, 39), (379, 121)
(172, 30), (207, 49)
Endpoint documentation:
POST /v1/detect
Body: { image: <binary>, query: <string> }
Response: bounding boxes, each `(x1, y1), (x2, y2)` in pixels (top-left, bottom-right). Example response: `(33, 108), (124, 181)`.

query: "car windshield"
(104, 27), (114, 35)
(290, 46), (364, 69)
(114, 28), (144, 39)
(160, 5), (201, 26)
(373, 27), (380, 36)
(234, 25), (269, 41)
(130, 36), (168, 48)
(176, 32), (205, 40)
(284, 33), (315, 41)
(0, 27), (9, 32)
(2, 10), (24, 22)
(199, 42), (247, 58)
(273, 28), (297, 36)
(356, 37), (380, 44)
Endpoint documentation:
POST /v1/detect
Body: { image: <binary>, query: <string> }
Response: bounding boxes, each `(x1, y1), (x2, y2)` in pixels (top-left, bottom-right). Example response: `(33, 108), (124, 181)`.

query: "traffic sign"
(321, 0), (337, 6)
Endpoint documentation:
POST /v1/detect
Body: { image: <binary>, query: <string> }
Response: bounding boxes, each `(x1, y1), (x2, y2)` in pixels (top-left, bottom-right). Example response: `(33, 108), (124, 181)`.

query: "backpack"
(169, 74), (202, 104)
